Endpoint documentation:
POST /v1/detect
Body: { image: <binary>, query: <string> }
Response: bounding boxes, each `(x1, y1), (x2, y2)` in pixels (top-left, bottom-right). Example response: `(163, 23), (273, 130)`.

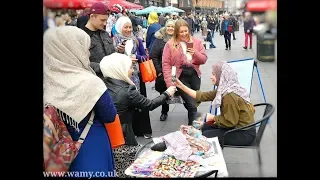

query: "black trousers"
(155, 74), (169, 115)
(224, 31), (231, 48)
(177, 67), (201, 125)
(232, 30), (236, 39)
(132, 73), (152, 136)
(201, 123), (256, 146)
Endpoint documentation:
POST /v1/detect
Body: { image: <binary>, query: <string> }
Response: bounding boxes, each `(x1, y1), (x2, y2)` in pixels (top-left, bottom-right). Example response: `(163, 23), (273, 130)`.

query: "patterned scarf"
(211, 61), (251, 109)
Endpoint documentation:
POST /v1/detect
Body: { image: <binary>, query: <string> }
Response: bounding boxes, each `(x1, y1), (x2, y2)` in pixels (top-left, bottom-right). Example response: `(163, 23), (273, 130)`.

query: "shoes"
(233, 38), (236, 40)
(160, 114), (168, 121)
(229, 47), (231, 50)
(243, 46), (248, 50)
(249, 46), (252, 49)
(144, 134), (152, 139)
(225, 48), (228, 50)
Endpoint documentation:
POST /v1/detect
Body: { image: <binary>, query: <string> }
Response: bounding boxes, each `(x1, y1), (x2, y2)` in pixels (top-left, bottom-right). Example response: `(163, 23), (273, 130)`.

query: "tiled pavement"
(136, 27), (277, 177)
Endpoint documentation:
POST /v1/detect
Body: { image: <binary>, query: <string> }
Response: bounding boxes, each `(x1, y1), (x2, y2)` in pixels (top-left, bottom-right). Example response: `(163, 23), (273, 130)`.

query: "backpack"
(43, 104), (94, 172)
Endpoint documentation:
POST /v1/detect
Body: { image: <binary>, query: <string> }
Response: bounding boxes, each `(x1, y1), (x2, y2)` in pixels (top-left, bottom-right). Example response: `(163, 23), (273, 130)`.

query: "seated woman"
(99, 53), (176, 177)
(175, 61), (256, 146)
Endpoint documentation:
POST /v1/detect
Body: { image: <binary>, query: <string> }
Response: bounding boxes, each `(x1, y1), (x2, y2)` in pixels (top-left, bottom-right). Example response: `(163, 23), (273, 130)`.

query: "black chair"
(220, 103), (275, 176)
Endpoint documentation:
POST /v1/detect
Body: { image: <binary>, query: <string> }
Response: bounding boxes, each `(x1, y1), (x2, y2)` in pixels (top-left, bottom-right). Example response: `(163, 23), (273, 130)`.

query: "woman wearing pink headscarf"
(175, 61), (256, 146)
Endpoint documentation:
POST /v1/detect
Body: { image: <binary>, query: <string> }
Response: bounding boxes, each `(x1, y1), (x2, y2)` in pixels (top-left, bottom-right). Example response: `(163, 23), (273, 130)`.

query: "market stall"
(125, 125), (229, 178)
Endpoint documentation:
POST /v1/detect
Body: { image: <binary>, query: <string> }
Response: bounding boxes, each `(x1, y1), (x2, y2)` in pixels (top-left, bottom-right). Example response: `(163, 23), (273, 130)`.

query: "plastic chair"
(220, 103), (275, 176)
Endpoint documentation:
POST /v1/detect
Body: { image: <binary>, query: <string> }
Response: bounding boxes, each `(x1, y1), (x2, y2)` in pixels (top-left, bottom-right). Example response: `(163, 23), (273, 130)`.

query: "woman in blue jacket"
(44, 26), (117, 177)
(146, 11), (161, 53)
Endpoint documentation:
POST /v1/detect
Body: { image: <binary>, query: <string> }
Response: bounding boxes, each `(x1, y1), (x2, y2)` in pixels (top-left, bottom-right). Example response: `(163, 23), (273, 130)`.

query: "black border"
(10, 0), (299, 178)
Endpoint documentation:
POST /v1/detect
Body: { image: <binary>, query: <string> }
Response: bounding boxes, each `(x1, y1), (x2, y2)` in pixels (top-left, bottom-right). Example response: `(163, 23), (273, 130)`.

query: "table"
(129, 137), (229, 178)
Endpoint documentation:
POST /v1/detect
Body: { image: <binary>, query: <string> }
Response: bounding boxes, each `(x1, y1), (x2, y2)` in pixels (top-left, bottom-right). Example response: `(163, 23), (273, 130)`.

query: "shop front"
(179, 0), (193, 14)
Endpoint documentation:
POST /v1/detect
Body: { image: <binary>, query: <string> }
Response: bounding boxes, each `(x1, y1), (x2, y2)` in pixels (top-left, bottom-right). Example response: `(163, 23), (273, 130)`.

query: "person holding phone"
(113, 16), (153, 139)
(162, 19), (208, 125)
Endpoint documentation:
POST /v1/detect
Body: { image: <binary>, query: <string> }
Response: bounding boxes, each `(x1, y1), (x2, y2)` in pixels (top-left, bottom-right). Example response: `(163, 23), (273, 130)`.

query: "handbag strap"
(78, 111), (95, 144)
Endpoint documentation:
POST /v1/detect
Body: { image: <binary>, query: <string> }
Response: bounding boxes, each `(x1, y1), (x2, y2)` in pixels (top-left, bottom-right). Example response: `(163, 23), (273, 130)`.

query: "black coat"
(82, 26), (115, 79)
(149, 28), (168, 93)
(105, 78), (169, 145)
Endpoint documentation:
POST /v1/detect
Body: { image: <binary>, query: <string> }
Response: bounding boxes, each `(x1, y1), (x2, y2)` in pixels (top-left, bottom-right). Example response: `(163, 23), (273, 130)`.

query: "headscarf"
(100, 53), (135, 86)
(211, 61), (251, 109)
(43, 26), (107, 131)
(148, 11), (159, 25)
(114, 16), (137, 55)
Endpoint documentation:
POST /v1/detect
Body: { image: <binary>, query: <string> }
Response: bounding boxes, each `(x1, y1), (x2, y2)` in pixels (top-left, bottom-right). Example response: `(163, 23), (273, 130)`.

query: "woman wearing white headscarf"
(113, 16), (153, 139)
(43, 26), (117, 175)
(174, 61), (256, 146)
(100, 53), (176, 177)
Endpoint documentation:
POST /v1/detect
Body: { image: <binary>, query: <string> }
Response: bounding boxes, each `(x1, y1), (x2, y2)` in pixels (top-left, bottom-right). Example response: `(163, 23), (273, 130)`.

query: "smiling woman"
(161, 19), (208, 125)
(149, 19), (176, 122)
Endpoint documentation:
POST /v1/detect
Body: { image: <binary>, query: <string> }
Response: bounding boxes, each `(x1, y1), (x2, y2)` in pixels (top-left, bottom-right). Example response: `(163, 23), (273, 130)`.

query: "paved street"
(136, 27), (277, 177)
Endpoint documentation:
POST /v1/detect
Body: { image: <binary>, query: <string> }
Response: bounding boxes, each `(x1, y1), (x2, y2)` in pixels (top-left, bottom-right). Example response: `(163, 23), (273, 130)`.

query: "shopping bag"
(228, 25), (233, 32)
(105, 114), (125, 149)
(148, 57), (157, 79)
(139, 56), (156, 82)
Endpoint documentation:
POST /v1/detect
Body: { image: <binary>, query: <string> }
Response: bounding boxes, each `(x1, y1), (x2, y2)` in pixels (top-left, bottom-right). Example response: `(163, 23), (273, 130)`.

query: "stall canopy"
(135, 6), (163, 15)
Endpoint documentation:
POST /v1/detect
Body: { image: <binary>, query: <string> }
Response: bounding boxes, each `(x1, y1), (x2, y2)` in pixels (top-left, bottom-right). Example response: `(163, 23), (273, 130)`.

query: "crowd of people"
(43, 2), (257, 178)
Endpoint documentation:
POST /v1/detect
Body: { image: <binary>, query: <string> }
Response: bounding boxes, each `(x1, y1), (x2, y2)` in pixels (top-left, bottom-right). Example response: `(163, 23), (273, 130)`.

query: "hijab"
(114, 16), (137, 55)
(211, 61), (251, 109)
(43, 26), (107, 131)
(100, 53), (135, 86)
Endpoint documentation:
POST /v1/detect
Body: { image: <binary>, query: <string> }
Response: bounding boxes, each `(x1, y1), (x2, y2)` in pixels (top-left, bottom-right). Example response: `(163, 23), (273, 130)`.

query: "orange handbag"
(148, 56), (157, 79)
(139, 56), (156, 82)
(105, 114), (125, 149)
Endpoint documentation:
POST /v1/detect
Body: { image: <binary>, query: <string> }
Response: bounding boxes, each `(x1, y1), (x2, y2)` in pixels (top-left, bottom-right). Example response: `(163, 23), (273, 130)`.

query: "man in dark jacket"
(243, 12), (255, 49)
(81, 2), (116, 79)
(158, 14), (167, 27)
(184, 12), (195, 35)
(207, 17), (216, 38)
(228, 13), (237, 40)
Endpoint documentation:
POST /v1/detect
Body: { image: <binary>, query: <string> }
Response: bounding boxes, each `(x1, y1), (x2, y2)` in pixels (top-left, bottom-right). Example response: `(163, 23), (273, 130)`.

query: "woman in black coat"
(149, 19), (175, 121)
(100, 53), (176, 177)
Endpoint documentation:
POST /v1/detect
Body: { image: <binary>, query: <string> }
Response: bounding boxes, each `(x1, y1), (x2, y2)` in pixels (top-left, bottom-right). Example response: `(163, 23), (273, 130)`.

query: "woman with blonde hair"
(162, 19), (208, 125)
(146, 11), (161, 52)
(149, 19), (175, 121)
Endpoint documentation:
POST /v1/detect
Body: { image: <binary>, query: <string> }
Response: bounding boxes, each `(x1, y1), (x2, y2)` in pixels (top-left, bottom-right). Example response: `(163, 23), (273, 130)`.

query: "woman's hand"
(206, 113), (215, 122)
(117, 44), (125, 53)
(175, 79), (184, 89)
(187, 48), (195, 56)
(165, 86), (177, 96)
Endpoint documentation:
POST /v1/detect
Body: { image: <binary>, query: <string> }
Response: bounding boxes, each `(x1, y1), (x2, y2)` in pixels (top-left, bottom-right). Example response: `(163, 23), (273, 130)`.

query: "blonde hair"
(171, 19), (192, 50)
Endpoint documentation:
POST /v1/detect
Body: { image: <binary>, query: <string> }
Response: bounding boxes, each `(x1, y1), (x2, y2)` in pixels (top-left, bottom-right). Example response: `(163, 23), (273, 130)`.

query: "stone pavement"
(136, 27), (277, 177)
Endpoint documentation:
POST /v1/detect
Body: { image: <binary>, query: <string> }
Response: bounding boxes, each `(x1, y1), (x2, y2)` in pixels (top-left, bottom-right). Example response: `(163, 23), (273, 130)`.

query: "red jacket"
(162, 37), (208, 87)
